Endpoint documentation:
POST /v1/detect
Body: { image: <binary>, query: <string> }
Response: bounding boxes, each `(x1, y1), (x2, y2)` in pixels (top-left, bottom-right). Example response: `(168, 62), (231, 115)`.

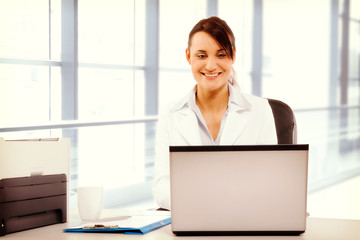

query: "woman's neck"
(196, 84), (229, 113)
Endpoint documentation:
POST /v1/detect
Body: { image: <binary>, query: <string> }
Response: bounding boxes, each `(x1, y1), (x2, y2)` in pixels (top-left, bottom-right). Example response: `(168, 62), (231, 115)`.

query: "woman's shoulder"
(230, 85), (270, 109)
(241, 91), (269, 105)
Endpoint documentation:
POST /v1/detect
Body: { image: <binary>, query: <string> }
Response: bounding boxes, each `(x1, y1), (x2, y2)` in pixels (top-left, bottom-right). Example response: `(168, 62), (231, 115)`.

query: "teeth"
(205, 73), (218, 77)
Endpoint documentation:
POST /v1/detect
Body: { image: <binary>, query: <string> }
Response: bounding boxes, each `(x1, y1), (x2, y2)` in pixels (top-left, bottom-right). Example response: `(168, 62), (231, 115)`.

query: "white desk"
(1, 210), (360, 240)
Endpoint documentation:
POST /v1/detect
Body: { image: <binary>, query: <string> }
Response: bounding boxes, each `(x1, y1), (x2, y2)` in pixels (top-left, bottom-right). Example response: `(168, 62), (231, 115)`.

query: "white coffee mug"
(77, 186), (103, 221)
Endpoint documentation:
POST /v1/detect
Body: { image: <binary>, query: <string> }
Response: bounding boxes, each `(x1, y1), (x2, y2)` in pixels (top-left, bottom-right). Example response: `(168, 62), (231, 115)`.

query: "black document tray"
(0, 174), (67, 236)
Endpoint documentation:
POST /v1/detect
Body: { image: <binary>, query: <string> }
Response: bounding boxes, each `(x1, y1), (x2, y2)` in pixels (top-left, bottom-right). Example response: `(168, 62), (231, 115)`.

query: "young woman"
(153, 16), (277, 210)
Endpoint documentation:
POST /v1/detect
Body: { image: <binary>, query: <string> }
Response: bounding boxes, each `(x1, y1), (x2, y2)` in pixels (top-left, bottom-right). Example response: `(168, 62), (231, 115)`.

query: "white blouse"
(152, 83), (277, 210)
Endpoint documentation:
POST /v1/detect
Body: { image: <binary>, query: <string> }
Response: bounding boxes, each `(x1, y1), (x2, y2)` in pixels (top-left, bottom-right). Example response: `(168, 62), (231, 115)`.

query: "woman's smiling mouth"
(202, 72), (222, 78)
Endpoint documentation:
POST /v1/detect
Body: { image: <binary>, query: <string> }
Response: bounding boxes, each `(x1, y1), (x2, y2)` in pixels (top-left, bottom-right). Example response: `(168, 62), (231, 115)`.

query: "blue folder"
(63, 216), (171, 235)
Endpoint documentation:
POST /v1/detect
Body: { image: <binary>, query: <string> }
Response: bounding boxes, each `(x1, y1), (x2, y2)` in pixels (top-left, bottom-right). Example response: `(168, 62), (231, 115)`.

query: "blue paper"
(63, 215), (171, 235)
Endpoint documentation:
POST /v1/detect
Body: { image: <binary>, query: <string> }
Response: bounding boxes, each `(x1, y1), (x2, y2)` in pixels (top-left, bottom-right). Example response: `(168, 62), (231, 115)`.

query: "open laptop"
(170, 144), (309, 235)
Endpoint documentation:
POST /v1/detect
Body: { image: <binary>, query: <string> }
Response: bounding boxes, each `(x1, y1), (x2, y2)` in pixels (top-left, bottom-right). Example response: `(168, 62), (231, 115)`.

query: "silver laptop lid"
(170, 144), (309, 235)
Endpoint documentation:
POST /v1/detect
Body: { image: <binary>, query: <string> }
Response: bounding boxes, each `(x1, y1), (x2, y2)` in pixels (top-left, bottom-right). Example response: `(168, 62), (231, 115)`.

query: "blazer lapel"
(220, 86), (252, 145)
(221, 108), (251, 145)
(172, 108), (202, 145)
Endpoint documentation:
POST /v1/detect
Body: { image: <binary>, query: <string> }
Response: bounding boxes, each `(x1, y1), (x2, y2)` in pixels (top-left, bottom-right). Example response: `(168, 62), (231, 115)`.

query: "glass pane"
(158, 70), (194, 106)
(348, 21), (360, 81)
(350, 0), (360, 20)
(296, 108), (360, 189)
(78, 125), (142, 187)
(348, 79), (360, 105)
(78, 0), (145, 65)
(50, 66), (62, 121)
(218, 0), (253, 94)
(133, 70), (146, 116)
(159, 0), (207, 69)
(50, 0), (62, 60)
(0, 122), (157, 209)
(0, 64), (50, 125)
(134, 0), (146, 66)
(77, 122), (156, 207)
(0, 0), (49, 59)
(262, 0), (330, 108)
(78, 68), (146, 119)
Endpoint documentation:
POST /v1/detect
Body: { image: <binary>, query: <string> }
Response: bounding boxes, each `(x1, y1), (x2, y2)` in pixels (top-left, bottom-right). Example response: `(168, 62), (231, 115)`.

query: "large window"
(218, 0), (360, 192)
(0, 0), (152, 208)
(158, 0), (207, 105)
(0, 0), (359, 214)
(76, 0), (148, 194)
(0, 0), (62, 125)
(78, 0), (146, 119)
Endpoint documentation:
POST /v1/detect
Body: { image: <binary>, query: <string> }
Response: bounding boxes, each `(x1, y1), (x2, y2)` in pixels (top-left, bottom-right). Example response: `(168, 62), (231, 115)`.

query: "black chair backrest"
(267, 99), (297, 144)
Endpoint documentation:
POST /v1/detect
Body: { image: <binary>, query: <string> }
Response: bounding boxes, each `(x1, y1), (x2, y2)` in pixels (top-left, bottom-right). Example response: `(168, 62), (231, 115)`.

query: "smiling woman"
(186, 31), (234, 141)
(186, 17), (236, 90)
(186, 31), (234, 94)
(152, 16), (278, 210)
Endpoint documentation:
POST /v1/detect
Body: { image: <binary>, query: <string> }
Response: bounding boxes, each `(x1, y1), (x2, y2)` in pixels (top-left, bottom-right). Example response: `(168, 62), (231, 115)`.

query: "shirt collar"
(172, 83), (252, 112)
(228, 83), (251, 111)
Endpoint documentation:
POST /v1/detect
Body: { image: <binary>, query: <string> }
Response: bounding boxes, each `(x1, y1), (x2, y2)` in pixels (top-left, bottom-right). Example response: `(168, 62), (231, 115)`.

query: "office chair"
(267, 98), (297, 144)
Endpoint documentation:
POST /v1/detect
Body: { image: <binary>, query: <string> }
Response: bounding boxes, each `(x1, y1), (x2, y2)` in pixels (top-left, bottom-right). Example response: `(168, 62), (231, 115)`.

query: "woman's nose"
(205, 56), (217, 72)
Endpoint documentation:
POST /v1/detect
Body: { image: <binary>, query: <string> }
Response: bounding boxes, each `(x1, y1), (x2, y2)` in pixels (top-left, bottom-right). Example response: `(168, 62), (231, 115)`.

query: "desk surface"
(1, 209), (360, 240)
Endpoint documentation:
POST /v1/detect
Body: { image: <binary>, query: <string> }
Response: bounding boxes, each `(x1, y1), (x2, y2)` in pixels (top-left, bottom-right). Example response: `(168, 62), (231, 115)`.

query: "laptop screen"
(170, 144), (309, 235)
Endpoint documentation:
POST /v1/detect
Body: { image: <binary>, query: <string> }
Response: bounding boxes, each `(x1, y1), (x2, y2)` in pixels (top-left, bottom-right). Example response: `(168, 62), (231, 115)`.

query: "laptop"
(170, 144), (309, 235)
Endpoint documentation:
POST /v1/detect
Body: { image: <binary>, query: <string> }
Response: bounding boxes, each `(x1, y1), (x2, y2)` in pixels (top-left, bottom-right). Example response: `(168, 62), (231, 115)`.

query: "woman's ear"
(232, 49), (236, 64)
(185, 48), (191, 64)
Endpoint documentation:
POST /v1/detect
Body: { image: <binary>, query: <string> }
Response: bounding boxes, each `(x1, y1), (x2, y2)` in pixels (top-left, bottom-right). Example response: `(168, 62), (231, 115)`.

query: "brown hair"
(188, 16), (236, 60)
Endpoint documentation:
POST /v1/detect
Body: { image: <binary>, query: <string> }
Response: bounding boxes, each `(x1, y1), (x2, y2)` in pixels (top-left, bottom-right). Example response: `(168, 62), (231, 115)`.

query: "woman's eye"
(218, 53), (227, 58)
(197, 54), (206, 58)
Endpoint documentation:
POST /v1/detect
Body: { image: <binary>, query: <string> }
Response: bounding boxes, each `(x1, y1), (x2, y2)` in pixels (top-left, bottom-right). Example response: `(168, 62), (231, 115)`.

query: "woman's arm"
(152, 107), (171, 210)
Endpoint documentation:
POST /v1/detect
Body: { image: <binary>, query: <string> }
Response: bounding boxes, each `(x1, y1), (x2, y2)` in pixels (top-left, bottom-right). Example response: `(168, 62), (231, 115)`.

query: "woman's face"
(186, 31), (235, 93)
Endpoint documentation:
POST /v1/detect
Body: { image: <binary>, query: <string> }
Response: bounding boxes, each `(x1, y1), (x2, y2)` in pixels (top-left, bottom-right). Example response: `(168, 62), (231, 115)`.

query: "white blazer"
(153, 84), (277, 210)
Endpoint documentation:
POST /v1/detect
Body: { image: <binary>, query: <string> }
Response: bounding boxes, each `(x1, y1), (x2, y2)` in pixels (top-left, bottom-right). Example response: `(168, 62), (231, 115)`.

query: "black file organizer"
(0, 174), (67, 236)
